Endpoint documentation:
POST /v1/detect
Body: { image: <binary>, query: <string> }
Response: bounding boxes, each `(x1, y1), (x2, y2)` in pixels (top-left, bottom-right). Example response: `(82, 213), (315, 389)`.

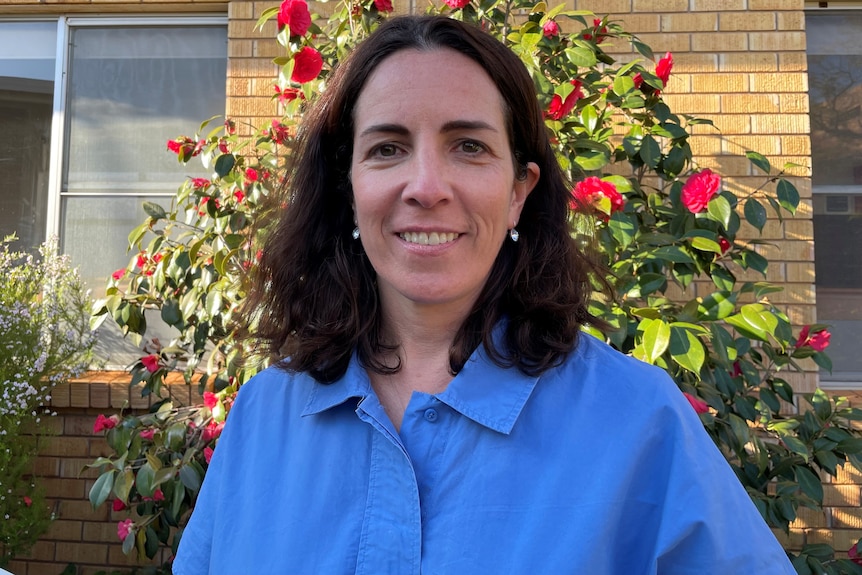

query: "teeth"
(399, 232), (459, 246)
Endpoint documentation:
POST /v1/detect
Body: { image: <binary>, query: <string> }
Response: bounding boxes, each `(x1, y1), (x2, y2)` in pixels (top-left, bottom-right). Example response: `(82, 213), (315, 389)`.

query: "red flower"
(542, 20), (560, 38)
(204, 446), (214, 464)
(218, 140), (229, 154)
(291, 47), (323, 84)
(442, 0), (470, 8)
(136, 252), (147, 268)
(166, 139), (181, 154)
(23, 496), (32, 507)
(796, 325), (831, 352)
(275, 86), (303, 104)
(191, 178), (211, 189)
(153, 489), (165, 502)
(152, 253), (163, 264)
(139, 428), (156, 441)
(277, 0), (312, 36)
(680, 169), (721, 213)
(202, 421), (224, 443)
(374, 0), (393, 12)
(583, 18), (608, 43)
(112, 498), (127, 512)
(731, 361), (742, 378)
(270, 120), (291, 144)
(234, 189), (246, 203)
(111, 268), (126, 281)
(245, 168), (259, 183)
(93, 414), (120, 433)
(224, 119), (236, 135)
(718, 237), (731, 254)
(203, 391), (219, 409)
(683, 392), (709, 414)
(571, 177), (624, 221)
(656, 52), (674, 86)
(141, 354), (160, 373)
(849, 543), (862, 566)
(546, 79), (584, 121)
(117, 519), (134, 541)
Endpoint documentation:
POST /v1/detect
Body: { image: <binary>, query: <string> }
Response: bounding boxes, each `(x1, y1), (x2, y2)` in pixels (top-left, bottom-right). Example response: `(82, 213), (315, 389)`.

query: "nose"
(402, 144), (452, 209)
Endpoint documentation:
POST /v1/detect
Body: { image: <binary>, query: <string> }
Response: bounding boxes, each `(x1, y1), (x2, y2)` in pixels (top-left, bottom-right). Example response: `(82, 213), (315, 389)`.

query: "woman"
(174, 15), (795, 574)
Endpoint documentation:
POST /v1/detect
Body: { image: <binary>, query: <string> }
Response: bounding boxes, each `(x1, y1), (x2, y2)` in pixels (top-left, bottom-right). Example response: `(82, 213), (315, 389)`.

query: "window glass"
(0, 21), (56, 250)
(807, 11), (862, 384)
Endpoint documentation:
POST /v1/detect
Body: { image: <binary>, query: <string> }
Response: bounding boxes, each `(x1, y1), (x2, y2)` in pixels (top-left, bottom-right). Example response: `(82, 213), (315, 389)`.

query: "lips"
(399, 231), (459, 246)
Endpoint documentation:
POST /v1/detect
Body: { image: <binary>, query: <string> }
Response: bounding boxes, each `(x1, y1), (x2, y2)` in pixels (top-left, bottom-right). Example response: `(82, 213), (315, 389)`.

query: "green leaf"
(706, 195), (732, 229)
(811, 388), (833, 421)
(698, 291), (736, 321)
(565, 46), (597, 67)
(143, 201), (167, 221)
(580, 105), (599, 133)
(669, 326), (705, 374)
(612, 75), (635, 97)
(783, 436), (810, 461)
(136, 462), (156, 497)
(179, 464), (202, 493)
(214, 153), (236, 178)
(114, 469), (134, 502)
(637, 272), (666, 296)
(639, 135), (661, 168)
(89, 470), (116, 509)
(776, 179), (800, 214)
(690, 236), (721, 254)
(608, 212), (637, 249)
(710, 266), (735, 291)
(744, 198), (767, 231)
(746, 151), (771, 174)
(641, 319), (671, 364)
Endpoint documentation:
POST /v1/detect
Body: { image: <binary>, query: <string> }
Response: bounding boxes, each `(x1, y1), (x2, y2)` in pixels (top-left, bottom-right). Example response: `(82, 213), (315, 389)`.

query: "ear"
(509, 161), (540, 224)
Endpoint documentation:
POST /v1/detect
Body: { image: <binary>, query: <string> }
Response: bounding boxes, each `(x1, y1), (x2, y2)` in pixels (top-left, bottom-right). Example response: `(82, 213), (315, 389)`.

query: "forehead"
(352, 48), (508, 133)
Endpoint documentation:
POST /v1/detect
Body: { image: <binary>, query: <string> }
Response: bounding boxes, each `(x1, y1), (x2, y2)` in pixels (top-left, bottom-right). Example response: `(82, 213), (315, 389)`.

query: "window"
(807, 9), (862, 385)
(0, 17), (227, 366)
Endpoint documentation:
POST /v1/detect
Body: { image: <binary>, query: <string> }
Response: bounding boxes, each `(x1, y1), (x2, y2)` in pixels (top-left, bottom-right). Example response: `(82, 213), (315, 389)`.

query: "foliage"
(0, 236), (96, 566)
(88, 2), (862, 573)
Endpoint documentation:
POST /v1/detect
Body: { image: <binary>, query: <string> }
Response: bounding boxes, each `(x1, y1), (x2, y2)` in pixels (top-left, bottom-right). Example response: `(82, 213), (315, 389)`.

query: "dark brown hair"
(237, 15), (605, 382)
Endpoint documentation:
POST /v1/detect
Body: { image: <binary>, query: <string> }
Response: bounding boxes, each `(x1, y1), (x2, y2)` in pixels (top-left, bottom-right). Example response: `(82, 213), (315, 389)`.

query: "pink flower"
(850, 543), (862, 566)
(442, 0), (470, 8)
(680, 169), (721, 213)
(117, 519), (134, 541)
(277, 0), (312, 36)
(153, 489), (165, 502)
(166, 139), (181, 154)
(203, 391), (219, 409)
(656, 52), (673, 86)
(23, 496), (32, 507)
(373, 0), (393, 12)
(291, 47), (324, 84)
(683, 392), (709, 414)
(112, 498), (127, 512)
(191, 178), (211, 189)
(571, 177), (624, 221)
(202, 421), (224, 443)
(93, 414), (120, 434)
(546, 79), (584, 121)
(139, 428), (156, 441)
(111, 268), (126, 281)
(542, 20), (560, 38)
(141, 354), (160, 373)
(796, 325), (831, 352)
(204, 446), (214, 464)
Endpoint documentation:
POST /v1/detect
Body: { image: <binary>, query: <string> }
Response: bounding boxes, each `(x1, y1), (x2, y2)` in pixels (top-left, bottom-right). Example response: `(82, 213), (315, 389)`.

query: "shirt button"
(423, 408), (438, 422)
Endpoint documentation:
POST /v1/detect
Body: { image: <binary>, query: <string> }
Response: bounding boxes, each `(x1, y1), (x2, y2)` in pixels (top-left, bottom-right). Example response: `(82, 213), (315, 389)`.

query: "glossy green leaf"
(777, 179), (800, 214)
(746, 150), (771, 174)
(641, 319), (671, 364)
(639, 135), (661, 168)
(89, 470), (116, 509)
(744, 198), (767, 231)
(706, 195), (732, 229)
(698, 291), (736, 321)
(669, 326), (705, 374)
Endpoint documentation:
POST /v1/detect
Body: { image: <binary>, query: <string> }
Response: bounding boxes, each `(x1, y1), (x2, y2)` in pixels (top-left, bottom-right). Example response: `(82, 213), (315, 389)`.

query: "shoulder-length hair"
(238, 15), (605, 383)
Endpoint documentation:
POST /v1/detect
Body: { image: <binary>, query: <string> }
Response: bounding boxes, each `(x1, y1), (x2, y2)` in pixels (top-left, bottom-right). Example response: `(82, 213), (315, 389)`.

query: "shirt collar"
(301, 327), (542, 434)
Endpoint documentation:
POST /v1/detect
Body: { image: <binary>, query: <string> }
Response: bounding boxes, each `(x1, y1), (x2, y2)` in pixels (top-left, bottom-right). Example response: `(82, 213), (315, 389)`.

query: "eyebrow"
(357, 119), (498, 139)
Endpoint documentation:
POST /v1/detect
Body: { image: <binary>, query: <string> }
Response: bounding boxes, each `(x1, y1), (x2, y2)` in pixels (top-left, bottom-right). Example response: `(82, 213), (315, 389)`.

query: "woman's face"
(350, 48), (539, 321)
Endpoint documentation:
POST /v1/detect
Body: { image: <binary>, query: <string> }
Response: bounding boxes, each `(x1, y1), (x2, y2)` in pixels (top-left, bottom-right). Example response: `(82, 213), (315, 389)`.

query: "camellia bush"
(0, 236), (96, 566)
(89, 1), (862, 573)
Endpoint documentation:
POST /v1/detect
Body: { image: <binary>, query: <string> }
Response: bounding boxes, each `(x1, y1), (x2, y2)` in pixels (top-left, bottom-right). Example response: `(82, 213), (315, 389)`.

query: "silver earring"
(509, 228), (520, 242)
(352, 227), (360, 240)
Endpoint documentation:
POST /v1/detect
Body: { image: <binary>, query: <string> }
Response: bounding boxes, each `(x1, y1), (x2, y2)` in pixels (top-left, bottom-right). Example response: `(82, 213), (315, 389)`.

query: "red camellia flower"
(23, 496), (32, 507)
(583, 18), (608, 43)
(718, 237), (731, 254)
(136, 252), (148, 269)
(374, 0), (393, 12)
(203, 391), (219, 409)
(117, 519), (134, 541)
(139, 428), (156, 441)
(633, 72), (643, 89)
(93, 414), (120, 434)
(680, 168), (721, 213)
(141, 354), (160, 373)
(111, 268), (125, 281)
(191, 178), (210, 189)
(204, 446), (214, 464)
(277, 0), (312, 36)
(542, 20), (560, 38)
(112, 498), (127, 512)
(202, 421), (225, 443)
(270, 120), (291, 144)
(166, 139), (181, 154)
(224, 119), (236, 135)
(442, 0), (470, 9)
(275, 85), (303, 104)
(849, 543), (862, 566)
(656, 51), (674, 86)
(245, 168), (259, 183)
(234, 189), (246, 203)
(796, 325), (831, 352)
(546, 79), (584, 121)
(291, 46), (324, 84)
(683, 392), (709, 414)
(153, 489), (165, 502)
(571, 177), (624, 220)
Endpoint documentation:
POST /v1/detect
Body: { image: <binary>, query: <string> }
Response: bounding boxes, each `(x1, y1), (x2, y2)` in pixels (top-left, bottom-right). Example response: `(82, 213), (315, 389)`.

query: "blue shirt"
(174, 334), (795, 574)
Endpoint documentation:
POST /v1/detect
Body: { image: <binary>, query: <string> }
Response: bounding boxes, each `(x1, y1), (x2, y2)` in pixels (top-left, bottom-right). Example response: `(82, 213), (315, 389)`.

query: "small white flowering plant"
(0, 235), (96, 566)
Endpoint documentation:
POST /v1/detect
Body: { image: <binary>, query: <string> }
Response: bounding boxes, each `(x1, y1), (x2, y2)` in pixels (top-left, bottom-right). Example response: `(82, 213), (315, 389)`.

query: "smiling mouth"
(399, 232), (459, 246)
